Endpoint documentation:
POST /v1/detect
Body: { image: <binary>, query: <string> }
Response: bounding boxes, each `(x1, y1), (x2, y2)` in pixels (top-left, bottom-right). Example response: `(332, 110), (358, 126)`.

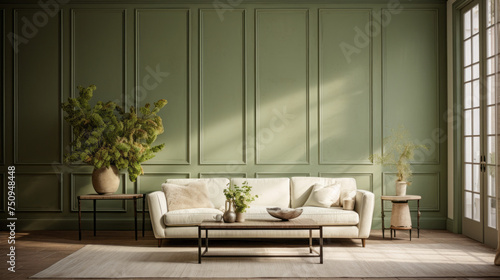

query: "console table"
(78, 194), (145, 240)
(198, 219), (323, 264)
(381, 195), (421, 240)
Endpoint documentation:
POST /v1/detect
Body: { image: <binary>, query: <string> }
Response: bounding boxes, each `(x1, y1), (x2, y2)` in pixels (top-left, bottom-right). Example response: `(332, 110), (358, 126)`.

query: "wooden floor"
(0, 229), (499, 280)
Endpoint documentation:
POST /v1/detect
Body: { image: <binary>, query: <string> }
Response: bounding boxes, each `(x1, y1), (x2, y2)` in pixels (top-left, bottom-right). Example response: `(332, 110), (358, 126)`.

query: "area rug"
(31, 243), (500, 278)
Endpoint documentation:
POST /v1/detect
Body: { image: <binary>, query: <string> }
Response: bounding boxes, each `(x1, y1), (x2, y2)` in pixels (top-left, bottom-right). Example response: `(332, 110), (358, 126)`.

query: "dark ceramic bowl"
(266, 207), (303, 221)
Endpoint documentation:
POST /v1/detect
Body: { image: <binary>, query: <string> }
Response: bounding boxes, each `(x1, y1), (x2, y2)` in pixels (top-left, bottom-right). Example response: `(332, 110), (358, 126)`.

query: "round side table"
(381, 195), (421, 240)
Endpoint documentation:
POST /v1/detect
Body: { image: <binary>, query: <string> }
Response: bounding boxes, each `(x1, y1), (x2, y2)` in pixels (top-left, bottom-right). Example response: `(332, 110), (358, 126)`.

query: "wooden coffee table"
(198, 218), (323, 264)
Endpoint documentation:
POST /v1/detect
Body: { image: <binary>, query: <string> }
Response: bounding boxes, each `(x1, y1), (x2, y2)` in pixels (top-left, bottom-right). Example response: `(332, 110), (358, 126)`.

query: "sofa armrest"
(147, 191), (168, 239)
(354, 189), (375, 238)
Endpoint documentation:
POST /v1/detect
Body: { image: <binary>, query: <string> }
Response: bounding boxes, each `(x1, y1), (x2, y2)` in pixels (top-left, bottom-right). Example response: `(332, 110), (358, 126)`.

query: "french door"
(461, 0), (498, 248)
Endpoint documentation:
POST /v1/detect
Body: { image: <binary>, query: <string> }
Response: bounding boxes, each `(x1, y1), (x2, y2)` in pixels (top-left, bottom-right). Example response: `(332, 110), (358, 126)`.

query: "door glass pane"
(465, 137), (472, 162)
(465, 82), (472, 108)
(488, 136), (496, 163)
(473, 35), (480, 62)
(487, 75), (495, 104)
(465, 164), (472, 191)
(464, 10), (471, 38)
(473, 193), (481, 222)
(488, 197), (497, 228)
(473, 63), (480, 79)
(473, 108), (480, 135)
(488, 166), (496, 196)
(472, 5), (479, 35)
(487, 27), (495, 57)
(473, 164), (480, 192)
(473, 80), (480, 107)
(465, 66), (472, 81)
(465, 192), (472, 219)
(487, 58), (495, 74)
(465, 39), (472, 65)
(465, 110), (472, 135)
(473, 136), (480, 162)
(487, 106), (496, 134)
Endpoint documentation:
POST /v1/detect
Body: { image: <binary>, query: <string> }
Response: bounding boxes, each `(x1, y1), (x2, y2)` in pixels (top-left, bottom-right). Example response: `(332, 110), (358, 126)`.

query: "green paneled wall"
(0, 0), (447, 230)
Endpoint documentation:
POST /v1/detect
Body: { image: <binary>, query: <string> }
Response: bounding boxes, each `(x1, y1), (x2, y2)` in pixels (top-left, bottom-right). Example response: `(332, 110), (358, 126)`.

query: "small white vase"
(92, 166), (120, 194)
(396, 181), (407, 196)
(235, 212), (245, 223)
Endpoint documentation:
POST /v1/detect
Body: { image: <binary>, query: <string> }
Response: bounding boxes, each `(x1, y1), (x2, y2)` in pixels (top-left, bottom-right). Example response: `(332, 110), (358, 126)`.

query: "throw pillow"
(340, 190), (357, 206)
(162, 181), (215, 211)
(303, 183), (341, 208)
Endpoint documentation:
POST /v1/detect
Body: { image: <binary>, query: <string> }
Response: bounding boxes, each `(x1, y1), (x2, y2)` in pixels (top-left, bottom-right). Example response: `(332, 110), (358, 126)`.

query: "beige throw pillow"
(303, 183), (341, 208)
(162, 181), (214, 211)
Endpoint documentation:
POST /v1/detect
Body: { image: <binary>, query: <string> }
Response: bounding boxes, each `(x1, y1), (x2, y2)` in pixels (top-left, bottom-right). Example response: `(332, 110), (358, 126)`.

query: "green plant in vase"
(223, 181), (258, 222)
(369, 126), (428, 196)
(62, 85), (167, 194)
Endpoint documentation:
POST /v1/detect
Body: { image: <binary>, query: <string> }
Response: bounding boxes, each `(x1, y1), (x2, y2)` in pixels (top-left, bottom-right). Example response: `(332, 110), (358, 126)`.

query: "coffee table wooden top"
(200, 218), (320, 229)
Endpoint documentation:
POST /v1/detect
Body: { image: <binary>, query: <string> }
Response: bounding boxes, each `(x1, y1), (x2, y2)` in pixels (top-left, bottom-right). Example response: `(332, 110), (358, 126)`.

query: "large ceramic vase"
(396, 181), (407, 196)
(92, 166), (120, 194)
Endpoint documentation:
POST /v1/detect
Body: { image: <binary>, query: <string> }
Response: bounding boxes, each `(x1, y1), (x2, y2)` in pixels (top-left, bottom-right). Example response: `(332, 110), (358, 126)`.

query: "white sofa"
(148, 177), (375, 247)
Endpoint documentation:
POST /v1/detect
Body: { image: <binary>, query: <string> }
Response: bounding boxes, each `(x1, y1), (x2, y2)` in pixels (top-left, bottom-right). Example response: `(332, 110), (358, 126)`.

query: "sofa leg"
(158, 239), (162, 248)
(361, 238), (366, 247)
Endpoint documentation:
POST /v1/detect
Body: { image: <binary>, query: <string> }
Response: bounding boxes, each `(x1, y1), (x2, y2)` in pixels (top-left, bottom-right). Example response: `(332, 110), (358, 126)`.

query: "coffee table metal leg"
(319, 226), (323, 264)
(309, 229), (312, 253)
(205, 229), (209, 252)
(198, 227), (201, 264)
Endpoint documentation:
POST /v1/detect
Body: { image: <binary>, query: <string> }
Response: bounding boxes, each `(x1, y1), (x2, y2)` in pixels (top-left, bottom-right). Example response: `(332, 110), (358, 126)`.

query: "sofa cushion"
(231, 178), (290, 208)
(303, 183), (341, 208)
(290, 177), (357, 208)
(162, 181), (214, 211)
(164, 208), (223, 226)
(165, 178), (229, 209)
(298, 206), (359, 225)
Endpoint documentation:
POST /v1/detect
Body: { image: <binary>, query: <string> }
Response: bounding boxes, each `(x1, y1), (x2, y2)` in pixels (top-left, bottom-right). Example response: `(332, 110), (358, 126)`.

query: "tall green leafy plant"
(223, 181), (258, 213)
(62, 85), (167, 182)
(369, 126), (428, 183)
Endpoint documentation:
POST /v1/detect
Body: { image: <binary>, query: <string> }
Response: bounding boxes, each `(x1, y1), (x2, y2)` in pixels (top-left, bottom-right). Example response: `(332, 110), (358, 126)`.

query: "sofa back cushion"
(231, 178), (290, 208)
(290, 177), (357, 208)
(165, 178), (229, 209)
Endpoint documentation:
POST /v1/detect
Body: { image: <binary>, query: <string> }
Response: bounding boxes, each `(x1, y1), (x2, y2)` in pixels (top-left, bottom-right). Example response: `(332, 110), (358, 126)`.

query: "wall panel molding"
(0, 9), (4, 165)
(13, 9), (63, 165)
(17, 172), (63, 212)
(199, 9), (247, 165)
(200, 172), (246, 178)
(256, 172), (310, 178)
(318, 8), (373, 165)
(381, 8), (440, 165)
(255, 9), (310, 165)
(135, 9), (191, 165)
(71, 8), (127, 105)
(319, 172), (374, 192)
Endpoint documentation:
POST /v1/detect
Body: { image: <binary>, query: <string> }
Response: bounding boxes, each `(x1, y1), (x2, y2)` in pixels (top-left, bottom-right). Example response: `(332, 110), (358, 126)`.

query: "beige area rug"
(31, 243), (500, 278)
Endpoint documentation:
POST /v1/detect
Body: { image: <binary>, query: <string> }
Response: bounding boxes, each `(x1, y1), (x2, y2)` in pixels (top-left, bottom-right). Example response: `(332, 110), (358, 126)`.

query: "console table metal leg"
(142, 195), (146, 237)
(93, 200), (96, 236)
(417, 199), (421, 238)
(78, 198), (82, 240)
(381, 198), (385, 239)
(319, 226), (323, 264)
(134, 198), (138, 241)
(198, 227), (202, 264)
